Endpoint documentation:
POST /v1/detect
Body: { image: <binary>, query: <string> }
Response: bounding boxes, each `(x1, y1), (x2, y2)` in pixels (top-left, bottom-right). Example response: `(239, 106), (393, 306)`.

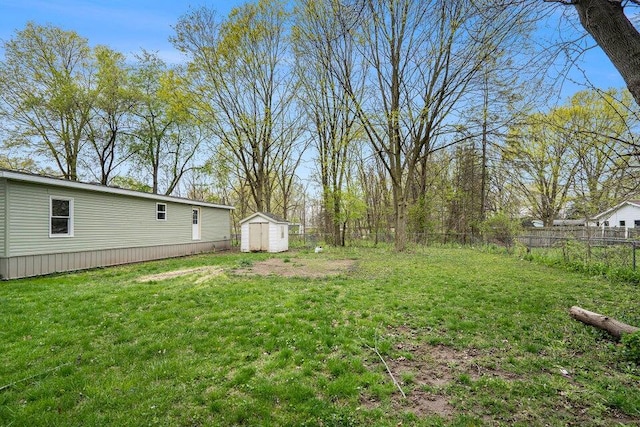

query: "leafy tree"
(84, 46), (138, 185)
(110, 175), (152, 193)
(566, 89), (639, 217)
(129, 52), (203, 195)
(504, 106), (582, 226)
(479, 212), (521, 252)
(0, 22), (93, 180)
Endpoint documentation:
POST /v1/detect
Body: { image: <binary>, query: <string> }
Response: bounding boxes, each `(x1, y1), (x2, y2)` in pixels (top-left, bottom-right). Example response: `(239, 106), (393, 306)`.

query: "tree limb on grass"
(569, 306), (639, 340)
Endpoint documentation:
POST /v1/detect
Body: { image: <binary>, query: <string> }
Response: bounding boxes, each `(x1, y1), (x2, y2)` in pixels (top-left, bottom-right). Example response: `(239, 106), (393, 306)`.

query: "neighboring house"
(0, 169), (234, 279)
(592, 200), (640, 228)
(240, 212), (289, 253)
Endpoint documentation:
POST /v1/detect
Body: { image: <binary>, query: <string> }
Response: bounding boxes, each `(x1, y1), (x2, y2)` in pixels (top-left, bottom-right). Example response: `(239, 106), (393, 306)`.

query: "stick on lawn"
(0, 362), (72, 392)
(367, 344), (406, 399)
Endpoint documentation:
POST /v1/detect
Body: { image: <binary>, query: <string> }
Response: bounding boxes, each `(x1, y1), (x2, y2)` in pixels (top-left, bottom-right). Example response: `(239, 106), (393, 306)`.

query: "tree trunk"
(394, 195), (407, 252)
(573, 0), (640, 105)
(569, 306), (639, 340)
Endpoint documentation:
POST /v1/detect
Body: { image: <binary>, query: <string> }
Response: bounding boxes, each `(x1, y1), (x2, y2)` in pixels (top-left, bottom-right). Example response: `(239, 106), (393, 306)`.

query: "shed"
(240, 212), (289, 253)
(0, 169), (234, 279)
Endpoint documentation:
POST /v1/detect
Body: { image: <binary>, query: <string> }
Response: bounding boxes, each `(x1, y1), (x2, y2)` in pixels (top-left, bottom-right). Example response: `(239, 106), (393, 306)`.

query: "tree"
(446, 144), (484, 242)
(129, 52), (203, 195)
(0, 23), (93, 180)
(504, 107), (582, 226)
(564, 89), (639, 217)
(546, 0), (640, 106)
(172, 0), (302, 213)
(332, 0), (539, 251)
(84, 46), (138, 185)
(293, 0), (364, 245)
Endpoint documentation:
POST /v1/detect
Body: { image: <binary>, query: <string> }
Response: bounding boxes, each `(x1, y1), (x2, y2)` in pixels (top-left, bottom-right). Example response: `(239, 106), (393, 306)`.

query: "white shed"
(240, 212), (289, 253)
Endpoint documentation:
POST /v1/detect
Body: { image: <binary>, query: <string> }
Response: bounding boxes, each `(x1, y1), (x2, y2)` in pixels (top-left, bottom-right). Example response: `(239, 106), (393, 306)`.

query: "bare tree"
(331, 0), (540, 250)
(545, 0), (640, 105)
(293, 0), (365, 245)
(172, 0), (302, 213)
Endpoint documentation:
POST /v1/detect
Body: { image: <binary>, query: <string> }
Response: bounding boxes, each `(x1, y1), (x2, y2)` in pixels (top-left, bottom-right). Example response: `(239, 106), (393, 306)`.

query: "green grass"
(0, 247), (639, 426)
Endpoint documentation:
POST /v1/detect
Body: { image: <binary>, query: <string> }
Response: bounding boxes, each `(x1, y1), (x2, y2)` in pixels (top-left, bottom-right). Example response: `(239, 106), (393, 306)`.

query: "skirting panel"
(0, 240), (231, 280)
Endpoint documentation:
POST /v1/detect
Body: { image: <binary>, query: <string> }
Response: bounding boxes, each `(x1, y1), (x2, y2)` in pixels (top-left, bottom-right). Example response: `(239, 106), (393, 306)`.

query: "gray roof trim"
(240, 211), (289, 224)
(0, 170), (234, 210)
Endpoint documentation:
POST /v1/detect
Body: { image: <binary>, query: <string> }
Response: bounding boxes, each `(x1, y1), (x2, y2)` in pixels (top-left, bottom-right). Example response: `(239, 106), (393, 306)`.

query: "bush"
(480, 213), (522, 251)
(621, 331), (640, 365)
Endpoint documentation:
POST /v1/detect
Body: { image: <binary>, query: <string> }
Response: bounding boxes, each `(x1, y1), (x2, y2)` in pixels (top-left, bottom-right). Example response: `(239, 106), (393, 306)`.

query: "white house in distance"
(0, 169), (234, 279)
(592, 200), (640, 228)
(240, 212), (289, 253)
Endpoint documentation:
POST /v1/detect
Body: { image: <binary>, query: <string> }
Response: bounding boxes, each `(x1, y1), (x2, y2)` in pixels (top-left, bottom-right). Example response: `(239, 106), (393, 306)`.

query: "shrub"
(480, 213), (522, 251)
(621, 331), (640, 365)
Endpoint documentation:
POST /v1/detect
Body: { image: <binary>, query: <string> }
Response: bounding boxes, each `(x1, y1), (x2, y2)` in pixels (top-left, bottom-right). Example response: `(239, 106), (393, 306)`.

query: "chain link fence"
(234, 226), (640, 273)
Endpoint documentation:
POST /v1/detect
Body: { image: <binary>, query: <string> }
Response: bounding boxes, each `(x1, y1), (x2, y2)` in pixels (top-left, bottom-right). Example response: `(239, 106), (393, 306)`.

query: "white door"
(192, 208), (201, 240)
(249, 222), (269, 251)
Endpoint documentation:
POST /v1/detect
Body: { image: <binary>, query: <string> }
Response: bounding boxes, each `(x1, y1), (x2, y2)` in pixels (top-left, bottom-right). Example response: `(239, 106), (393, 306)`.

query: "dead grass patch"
(137, 266), (223, 283)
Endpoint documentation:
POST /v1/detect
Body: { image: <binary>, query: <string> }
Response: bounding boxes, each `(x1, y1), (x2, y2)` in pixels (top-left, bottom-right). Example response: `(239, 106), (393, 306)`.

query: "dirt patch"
(364, 336), (521, 419)
(235, 257), (357, 278)
(137, 266), (223, 283)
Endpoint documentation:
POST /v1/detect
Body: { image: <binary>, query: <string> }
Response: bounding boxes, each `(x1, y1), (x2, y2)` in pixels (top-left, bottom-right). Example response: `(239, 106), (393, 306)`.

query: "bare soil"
(364, 327), (521, 420)
(235, 257), (357, 278)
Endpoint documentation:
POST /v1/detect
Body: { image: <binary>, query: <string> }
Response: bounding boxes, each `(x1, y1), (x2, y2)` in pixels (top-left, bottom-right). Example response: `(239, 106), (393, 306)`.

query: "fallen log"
(569, 306), (639, 340)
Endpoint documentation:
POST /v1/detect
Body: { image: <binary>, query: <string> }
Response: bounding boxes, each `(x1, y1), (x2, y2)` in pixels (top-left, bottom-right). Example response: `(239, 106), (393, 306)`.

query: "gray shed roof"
(0, 169), (234, 210)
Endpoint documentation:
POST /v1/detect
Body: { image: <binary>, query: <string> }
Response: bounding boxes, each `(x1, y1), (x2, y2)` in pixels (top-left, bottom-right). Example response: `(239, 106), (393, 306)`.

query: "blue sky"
(0, 0), (246, 64)
(0, 0), (628, 101)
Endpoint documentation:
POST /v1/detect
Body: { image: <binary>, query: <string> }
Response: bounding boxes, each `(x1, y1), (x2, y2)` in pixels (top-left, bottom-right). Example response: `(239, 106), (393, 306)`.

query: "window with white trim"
(50, 197), (74, 237)
(156, 203), (167, 220)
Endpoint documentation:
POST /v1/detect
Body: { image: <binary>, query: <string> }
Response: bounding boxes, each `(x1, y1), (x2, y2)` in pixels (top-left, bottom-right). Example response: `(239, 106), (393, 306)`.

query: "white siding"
(602, 204), (640, 228)
(268, 222), (288, 252)
(240, 221), (250, 252)
(6, 180), (231, 257)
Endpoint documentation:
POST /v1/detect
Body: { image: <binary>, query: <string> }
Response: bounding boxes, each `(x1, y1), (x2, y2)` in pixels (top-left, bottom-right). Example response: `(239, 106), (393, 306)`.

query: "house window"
(604, 221), (609, 227)
(156, 203), (167, 220)
(50, 197), (73, 237)
(635, 220), (640, 228)
(620, 220), (626, 227)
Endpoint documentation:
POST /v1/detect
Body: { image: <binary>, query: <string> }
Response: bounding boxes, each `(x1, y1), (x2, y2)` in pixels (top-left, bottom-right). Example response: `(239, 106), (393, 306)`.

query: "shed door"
(249, 222), (269, 251)
(192, 208), (201, 240)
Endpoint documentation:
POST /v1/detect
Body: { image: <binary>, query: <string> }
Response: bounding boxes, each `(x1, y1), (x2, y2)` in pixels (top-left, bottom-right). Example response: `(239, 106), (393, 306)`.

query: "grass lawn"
(1, 246), (639, 426)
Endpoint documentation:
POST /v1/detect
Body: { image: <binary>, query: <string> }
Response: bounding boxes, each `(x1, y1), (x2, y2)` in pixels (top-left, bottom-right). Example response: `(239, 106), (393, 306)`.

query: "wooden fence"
(518, 227), (640, 248)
